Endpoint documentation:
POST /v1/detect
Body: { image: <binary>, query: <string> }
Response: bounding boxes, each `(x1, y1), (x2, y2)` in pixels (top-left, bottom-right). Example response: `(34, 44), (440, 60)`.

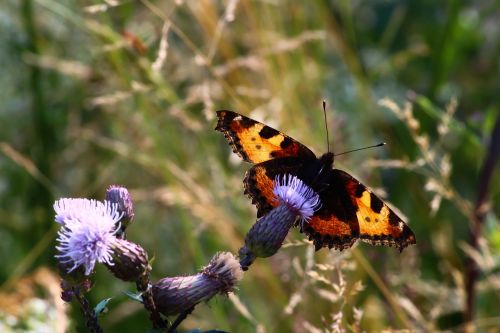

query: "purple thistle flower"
(54, 198), (122, 276)
(239, 174), (321, 269)
(273, 174), (321, 223)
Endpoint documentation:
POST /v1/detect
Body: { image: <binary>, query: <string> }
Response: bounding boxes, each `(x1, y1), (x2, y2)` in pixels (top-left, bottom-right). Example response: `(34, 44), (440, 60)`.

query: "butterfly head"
(319, 152), (334, 168)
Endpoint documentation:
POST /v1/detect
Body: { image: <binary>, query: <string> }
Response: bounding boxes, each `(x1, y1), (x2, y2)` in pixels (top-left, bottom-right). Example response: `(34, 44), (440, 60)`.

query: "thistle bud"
(239, 174), (321, 270)
(152, 252), (243, 316)
(105, 238), (150, 282)
(105, 185), (134, 236)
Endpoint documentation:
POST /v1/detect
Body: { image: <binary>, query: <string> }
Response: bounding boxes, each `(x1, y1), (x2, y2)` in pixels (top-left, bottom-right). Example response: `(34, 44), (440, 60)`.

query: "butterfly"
(215, 110), (416, 251)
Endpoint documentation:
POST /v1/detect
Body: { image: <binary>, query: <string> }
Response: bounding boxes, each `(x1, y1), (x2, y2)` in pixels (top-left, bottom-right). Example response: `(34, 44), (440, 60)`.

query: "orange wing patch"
(244, 164), (278, 216)
(215, 110), (316, 164)
(243, 157), (310, 217)
(341, 171), (416, 251)
(304, 215), (358, 251)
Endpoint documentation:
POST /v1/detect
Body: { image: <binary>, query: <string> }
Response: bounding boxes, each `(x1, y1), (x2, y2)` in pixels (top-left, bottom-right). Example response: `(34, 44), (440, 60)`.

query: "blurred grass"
(0, 0), (499, 332)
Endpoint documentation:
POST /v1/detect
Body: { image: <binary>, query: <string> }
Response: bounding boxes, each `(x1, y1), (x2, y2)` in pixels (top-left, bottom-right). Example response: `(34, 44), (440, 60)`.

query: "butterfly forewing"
(215, 110), (316, 163)
(243, 157), (313, 217)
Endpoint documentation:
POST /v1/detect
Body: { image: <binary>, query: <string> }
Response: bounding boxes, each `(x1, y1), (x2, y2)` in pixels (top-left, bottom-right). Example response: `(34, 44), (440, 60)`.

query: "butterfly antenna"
(334, 142), (386, 156)
(323, 100), (330, 153)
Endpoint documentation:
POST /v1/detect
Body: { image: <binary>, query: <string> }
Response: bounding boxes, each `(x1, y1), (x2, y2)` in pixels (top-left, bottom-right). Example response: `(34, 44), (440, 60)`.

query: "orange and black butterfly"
(215, 110), (416, 251)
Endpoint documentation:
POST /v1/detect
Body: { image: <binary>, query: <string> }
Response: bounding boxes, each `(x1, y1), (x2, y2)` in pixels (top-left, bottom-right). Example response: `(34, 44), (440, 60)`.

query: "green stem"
(74, 290), (104, 333)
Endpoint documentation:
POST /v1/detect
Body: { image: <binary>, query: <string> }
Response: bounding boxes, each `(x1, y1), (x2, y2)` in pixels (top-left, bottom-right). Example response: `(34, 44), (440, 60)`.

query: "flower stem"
(167, 306), (195, 333)
(74, 289), (103, 333)
(136, 272), (168, 331)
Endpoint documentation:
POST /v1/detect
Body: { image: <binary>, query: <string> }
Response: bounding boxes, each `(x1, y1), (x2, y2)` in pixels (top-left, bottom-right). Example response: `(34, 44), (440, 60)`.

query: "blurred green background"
(0, 0), (499, 332)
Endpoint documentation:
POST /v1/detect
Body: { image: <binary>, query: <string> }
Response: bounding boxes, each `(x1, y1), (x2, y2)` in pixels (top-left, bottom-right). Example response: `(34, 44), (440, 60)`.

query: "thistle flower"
(273, 174), (321, 223)
(54, 198), (122, 276)
(152, 252), (243, 316)
(239, 174), (321, 269)
(105, 185), (135, 236)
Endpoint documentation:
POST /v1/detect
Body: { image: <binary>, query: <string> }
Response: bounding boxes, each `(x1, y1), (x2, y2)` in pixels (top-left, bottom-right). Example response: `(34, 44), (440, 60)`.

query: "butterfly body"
(216, 110), (416, 251)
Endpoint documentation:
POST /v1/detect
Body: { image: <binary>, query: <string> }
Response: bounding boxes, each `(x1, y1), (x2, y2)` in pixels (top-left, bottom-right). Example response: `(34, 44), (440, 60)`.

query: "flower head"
(273, 174), (321, 222)
(152, 252), (243, 316)
(239, 174), (321, 270)
(54, 198), (122, 276)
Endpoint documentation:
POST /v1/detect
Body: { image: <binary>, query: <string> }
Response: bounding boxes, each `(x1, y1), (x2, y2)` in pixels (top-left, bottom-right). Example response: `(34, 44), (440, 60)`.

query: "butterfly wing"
(215, 110), (316, 164)
(324, 169), (416, 251)
(302, 168), (362, 251)
(243, 156), (310, 217)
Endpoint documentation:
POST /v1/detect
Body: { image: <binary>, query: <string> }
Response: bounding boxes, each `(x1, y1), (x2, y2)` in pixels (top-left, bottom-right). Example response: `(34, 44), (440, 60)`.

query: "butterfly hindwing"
(215, 110), (316, 163)
(302, 168), (361, 251)
(243, 157), (311, 217)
